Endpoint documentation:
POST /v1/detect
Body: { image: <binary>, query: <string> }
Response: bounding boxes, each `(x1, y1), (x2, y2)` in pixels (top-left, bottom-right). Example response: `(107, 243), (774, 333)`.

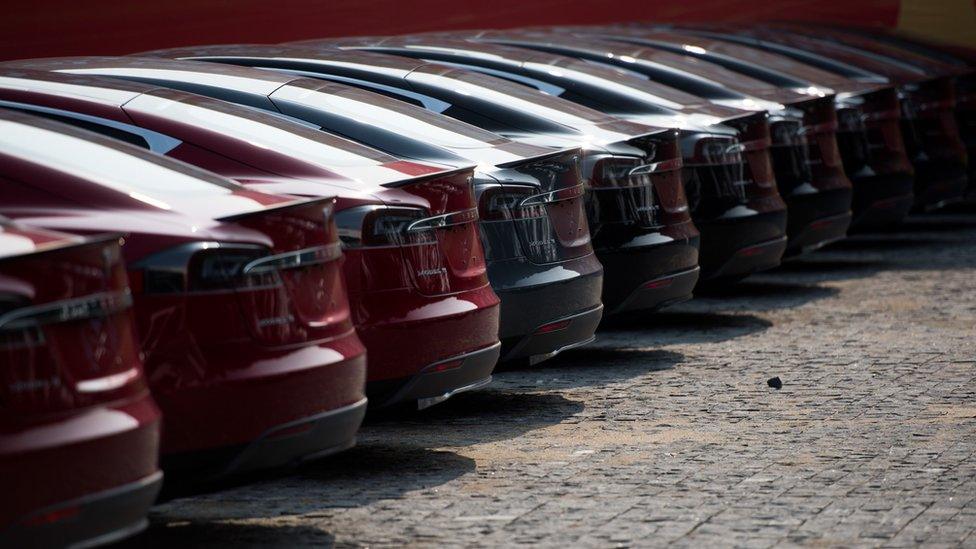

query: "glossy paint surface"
(0, 220), (161, 535)
(697, 26), (969, 206)
(0, 111), (367, 460)
(203, 42), (702, 305)
(465, 32), (844, 236)
(299, 36), (789, 279)
(0, 66), (506, 393)
(37, 48), (600, 349)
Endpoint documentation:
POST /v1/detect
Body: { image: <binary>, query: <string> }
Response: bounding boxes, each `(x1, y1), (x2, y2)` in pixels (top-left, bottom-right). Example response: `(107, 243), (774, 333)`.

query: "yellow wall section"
(897, 0), (976, 46)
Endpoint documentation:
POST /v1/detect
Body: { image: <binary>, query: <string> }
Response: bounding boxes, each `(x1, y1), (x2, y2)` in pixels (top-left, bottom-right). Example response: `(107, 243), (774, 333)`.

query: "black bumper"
(784, 188), (853, 256)
(698, 210), (788, 281)
(1, 471), (162, 549)
(496, 259), (603, 363)
(163, 398), (367, 478)
(501, 304), (603, 365)
(914, 160), (969, 212)
(368, 342), (501, 410)
(597, 235), (700, 315)
(849, 171), (915, 232)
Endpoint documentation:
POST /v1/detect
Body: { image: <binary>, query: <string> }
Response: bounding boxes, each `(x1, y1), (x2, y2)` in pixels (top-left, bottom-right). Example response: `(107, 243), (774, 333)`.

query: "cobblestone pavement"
(121, 206), (976, 548)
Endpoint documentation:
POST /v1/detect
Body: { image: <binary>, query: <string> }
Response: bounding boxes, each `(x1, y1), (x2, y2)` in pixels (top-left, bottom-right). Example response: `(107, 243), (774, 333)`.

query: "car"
(116, 47), (705, 309)
(153, 45), (783, 293)
(757, 23), (975, 196)
(320, 34), (856, 251)
(451, 30), (854, 255)
(566, 26), (917, 231)
(678, 23), (970, 211)
(1, 60), (598, 368)
(0, 110), (369, 477)
(131, 46), (707, 310)
(0, 217), (162, 548)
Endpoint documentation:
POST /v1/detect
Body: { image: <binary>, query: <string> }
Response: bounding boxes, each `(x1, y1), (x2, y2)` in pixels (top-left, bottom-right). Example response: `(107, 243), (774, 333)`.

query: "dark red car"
(0, 64), (503, 406)
(1, 61), (603, 372)
(0, 110), (369, 477)
(761, 23), (975, 195)
(684, 23), (970, 211)
(0, 218), (162, 547)
(573, 26), (917, 230)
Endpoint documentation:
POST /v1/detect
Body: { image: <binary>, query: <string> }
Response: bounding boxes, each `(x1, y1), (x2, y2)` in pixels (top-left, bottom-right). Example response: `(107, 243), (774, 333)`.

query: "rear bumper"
(1, 471), (162, 549)
(849, 171), (915, 231)
(784, 188), (853, 255)
(502, 304), (603, 365)
(355, 285), (500, 384)
(698, 209), (788, 280)
(913, 160), (969, 211)
(368, 341), (501, 409)
(597, 234), (701, 314)
(493, 255), (603, 363)
(785, 211), (852, 257)
(156, 332), (367, 461)
(0, 393), (161, 541)
(163, 397), (368, 477)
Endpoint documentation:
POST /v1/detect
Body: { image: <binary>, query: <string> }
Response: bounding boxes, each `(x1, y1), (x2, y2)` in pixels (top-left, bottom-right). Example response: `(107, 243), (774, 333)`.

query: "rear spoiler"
(0, 231), (125, 265)
(215, 196), (336, 223)
(378, 164), (476, 189)
(494, 146), (583, 169)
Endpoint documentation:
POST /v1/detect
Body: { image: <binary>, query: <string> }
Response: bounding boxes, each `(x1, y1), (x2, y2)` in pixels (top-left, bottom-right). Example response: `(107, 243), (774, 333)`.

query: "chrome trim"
(76, 367), (141, 393)
(0, 290), (132, 331)
(242, 242), (343, 274)
(417, 376), (493, 410)
(628, 157), (684, 175)
(405, 207), (479, 233)
(520, 184), (586, 206)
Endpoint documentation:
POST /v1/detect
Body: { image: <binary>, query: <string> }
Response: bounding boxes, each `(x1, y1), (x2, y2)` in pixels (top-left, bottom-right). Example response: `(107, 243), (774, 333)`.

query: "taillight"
(478, 184), (548, 221)
(335, 205), (438, 248)
(187, 246), (275, 292)
(133, 242), (275, 294)
(688, 137), (745, 166)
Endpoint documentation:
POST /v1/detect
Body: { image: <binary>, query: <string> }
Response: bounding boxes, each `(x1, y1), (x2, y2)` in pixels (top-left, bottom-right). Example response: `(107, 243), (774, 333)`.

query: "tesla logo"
(417, 267), (448, 277)
(527, 238), (556, 249)
(9, 376), (61, 393)
(257, 315), (294, 328)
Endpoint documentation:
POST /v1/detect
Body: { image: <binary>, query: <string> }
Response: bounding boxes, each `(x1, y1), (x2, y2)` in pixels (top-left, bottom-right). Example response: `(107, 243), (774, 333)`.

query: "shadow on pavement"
(118, 522), (335, 548)
(690, 280), (840, 312)
(600, 311), (772, 344)
(497, 348), (684, 391)
(771, 257), (888, 282)
(119, 445), (477, 547)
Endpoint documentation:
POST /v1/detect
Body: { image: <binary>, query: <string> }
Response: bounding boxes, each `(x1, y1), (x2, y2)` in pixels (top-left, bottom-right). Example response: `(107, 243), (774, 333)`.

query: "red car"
(686, 23), (969, 211)
(573, 26), (917, 230)
(0, 218), (162, 547)
(0, 110), (369, 477)
(763, 23), (975, 196)
(0, 65), (502, 406)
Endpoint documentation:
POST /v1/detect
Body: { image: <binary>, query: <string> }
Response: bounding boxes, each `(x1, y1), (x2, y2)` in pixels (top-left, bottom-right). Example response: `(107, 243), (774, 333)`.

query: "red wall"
(1, 0), (901, 61)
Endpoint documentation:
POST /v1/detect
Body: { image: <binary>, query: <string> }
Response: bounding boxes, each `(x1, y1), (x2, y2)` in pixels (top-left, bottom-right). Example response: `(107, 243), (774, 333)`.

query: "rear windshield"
(0, 119), (272, 218)
(411, 67), (619, 126)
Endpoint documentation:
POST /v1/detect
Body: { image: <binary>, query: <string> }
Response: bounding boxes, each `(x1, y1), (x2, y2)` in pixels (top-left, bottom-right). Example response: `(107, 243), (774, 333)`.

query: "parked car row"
(1, 21), (972, 548)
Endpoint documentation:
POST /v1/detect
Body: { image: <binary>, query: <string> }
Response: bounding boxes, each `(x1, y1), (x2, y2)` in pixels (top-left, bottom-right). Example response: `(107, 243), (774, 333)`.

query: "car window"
(0, 99), (178, 152)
